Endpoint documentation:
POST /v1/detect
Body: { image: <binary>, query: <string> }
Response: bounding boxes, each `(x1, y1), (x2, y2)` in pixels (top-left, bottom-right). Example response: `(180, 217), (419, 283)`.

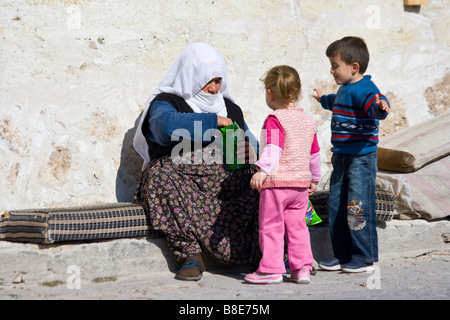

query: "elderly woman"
(133, 42), (260, 281)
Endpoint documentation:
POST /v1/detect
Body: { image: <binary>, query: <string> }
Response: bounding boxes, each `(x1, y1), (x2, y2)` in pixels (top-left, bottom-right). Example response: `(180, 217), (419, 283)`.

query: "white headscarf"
(133, 42), (234, 170)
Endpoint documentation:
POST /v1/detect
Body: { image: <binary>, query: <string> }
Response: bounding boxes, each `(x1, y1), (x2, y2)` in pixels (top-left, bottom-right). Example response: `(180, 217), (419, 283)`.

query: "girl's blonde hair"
(262, 65), (301, 103)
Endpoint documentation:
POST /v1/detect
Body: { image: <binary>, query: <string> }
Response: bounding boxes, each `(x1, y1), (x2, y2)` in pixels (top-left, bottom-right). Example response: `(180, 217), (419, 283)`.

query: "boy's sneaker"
(341, 259), (373, 273)
(290, 267), (310, 284)
(318, 257), (342, 271)
(244, 272), (283, 284)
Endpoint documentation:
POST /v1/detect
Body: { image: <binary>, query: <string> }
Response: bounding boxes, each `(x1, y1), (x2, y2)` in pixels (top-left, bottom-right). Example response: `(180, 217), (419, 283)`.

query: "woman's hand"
(217, 115), (233, 128)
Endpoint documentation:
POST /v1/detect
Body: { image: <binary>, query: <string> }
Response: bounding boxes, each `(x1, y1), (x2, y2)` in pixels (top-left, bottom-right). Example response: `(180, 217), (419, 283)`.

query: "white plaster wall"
(1, 0), (449, 210)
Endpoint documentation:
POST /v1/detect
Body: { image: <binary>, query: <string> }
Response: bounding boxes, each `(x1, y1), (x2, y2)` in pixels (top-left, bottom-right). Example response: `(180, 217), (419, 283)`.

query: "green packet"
(306, 201), (322, 226)
(220, 122), (250, 170)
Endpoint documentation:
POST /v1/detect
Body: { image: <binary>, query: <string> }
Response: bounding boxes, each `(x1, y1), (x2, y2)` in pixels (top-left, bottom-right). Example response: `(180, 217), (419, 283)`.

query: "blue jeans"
(328, 152), (378, 264)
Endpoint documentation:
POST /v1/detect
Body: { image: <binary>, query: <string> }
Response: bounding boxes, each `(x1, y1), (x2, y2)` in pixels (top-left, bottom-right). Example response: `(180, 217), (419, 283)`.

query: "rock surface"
(0, 219), (448, 300)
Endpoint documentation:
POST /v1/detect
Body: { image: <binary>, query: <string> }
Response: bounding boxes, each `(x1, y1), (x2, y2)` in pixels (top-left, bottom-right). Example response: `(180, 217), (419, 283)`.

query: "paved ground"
(0, 219), (449, 303)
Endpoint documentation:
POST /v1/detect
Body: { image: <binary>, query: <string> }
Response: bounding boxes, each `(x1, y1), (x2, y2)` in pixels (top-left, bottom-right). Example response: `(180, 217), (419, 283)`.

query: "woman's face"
(201, 77), (222, 95)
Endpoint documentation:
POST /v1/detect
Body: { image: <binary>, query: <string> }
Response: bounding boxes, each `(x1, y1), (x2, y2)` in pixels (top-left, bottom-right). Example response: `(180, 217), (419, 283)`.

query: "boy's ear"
(351, 62), (360, 75)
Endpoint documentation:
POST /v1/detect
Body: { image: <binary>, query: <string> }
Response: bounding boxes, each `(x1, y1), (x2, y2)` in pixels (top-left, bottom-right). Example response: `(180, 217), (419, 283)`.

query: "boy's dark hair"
(326, 36), (370, 74)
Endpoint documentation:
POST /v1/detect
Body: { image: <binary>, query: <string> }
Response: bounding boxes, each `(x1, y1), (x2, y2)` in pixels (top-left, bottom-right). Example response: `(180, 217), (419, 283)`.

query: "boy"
(312, 36), (390, 273)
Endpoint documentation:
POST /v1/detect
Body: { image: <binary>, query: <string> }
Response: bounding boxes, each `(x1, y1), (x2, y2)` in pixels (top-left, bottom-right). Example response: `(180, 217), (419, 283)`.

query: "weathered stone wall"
(1, 0), (449, 210)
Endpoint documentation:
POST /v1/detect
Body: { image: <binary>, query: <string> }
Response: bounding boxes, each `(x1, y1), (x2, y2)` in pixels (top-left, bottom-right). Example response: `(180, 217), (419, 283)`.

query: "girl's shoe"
(290, 267), (310, 284)
(244, 272), (283, 284)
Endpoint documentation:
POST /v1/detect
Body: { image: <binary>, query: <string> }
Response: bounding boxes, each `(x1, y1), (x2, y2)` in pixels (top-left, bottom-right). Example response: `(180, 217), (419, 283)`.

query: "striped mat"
(0, 203), (161, 244)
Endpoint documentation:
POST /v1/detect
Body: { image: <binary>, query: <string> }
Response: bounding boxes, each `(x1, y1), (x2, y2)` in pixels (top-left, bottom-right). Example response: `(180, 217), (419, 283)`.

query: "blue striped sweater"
(320, 75), (390, 155)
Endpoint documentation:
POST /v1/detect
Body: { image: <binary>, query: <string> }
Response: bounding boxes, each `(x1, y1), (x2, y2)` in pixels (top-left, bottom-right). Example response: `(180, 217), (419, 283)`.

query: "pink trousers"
(257, 187), (313, 274)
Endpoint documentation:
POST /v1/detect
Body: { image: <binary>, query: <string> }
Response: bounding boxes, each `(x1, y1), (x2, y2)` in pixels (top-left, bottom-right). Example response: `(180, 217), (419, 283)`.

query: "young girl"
(245, 65), (321, 284)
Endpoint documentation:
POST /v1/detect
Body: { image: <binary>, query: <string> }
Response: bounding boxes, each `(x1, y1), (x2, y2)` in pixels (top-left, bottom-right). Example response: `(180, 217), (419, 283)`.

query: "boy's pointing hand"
(312, 89), (323, 102)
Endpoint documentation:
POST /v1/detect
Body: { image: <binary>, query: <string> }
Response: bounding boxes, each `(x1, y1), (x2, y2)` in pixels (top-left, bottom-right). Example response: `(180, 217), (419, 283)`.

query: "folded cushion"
(0, 203), (161, 244)
(377, 155), (450, 220)
(377, 112), (450, 173)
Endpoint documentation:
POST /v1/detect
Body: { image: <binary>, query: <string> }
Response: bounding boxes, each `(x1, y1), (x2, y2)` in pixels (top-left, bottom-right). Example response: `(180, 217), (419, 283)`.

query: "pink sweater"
(256, 108), (319, 189)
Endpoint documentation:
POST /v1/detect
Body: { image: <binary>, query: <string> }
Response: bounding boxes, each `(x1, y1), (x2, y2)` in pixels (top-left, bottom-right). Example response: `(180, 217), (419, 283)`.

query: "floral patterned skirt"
(134, 154), (261, 265)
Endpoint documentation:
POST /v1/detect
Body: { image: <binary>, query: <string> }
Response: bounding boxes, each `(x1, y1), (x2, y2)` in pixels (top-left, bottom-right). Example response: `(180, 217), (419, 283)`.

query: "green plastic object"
(220, 122), (250, 170)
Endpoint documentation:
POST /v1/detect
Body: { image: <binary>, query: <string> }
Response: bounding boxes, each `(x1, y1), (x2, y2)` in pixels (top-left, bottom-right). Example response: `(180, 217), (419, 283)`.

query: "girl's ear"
(267, 88), (276, 101)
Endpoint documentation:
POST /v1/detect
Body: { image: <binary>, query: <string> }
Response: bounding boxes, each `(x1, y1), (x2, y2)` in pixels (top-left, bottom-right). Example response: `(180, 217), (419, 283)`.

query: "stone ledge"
(0, 219), (448, 286)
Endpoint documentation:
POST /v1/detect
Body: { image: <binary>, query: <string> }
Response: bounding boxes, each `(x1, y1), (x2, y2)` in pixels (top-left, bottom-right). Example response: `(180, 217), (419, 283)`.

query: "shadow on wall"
(403, 5), (421, 13)
(115, 116), (144, 202)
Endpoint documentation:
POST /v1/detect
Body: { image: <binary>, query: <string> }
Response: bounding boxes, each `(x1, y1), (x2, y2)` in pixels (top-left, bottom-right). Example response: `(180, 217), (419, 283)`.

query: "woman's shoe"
(175, 253), (206, 281)
(244, 272), (283, 284)
(290, 267), (310, 284)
